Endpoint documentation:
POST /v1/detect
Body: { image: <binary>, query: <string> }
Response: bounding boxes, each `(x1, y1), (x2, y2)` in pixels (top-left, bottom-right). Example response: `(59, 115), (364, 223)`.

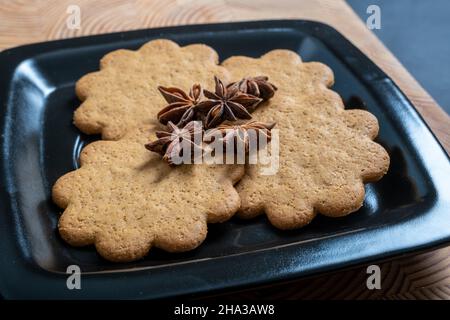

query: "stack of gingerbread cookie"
(52, 39), (389, 262)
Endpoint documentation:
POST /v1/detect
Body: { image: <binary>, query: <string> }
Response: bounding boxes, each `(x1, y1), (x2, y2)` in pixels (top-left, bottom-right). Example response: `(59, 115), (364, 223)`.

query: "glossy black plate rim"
(1, 20), (450, 299)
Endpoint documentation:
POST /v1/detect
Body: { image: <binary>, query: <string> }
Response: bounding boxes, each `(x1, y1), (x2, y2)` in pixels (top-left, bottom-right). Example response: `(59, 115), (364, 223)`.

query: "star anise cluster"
(148, 75), (277, 165)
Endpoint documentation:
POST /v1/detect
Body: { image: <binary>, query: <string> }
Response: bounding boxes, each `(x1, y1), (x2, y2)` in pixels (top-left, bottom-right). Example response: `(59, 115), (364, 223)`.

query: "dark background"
(347, 0), (450, 115)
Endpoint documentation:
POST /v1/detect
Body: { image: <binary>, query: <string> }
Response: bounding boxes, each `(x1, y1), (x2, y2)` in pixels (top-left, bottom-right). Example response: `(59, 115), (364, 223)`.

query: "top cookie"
(74, 39), (230, 140)
(222, 50), (390, 229)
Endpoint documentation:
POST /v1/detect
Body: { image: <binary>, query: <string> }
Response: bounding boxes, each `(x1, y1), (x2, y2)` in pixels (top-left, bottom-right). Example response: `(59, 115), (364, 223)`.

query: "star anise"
(204, 121), (276, 153)
(157, 84), (203, 127)
(145, 121), (203, 165)
(196, 76), (262, 129)
(227, 76), (278, 101)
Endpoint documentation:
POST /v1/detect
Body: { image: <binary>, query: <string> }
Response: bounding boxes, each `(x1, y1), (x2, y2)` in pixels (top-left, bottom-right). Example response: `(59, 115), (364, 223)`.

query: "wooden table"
(1, 0), (449, 299)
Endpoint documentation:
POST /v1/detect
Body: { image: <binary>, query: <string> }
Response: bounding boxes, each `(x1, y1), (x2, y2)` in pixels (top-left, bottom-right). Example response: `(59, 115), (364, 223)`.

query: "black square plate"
(1, 20), (450, 299)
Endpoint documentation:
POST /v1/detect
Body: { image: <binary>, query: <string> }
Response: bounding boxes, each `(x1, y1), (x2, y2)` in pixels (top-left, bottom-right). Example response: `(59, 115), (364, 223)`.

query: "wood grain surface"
(0, 0), (449, 299)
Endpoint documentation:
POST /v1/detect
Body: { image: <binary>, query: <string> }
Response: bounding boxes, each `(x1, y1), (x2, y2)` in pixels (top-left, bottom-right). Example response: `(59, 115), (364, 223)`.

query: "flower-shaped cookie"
(52, 126), (243, 262)
(222, 50), (390, 229)
(74, 39), (230, 140)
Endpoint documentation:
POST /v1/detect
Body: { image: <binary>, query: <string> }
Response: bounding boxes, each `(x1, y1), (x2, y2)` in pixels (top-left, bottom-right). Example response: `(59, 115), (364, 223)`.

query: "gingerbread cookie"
(222, 50), (390, 229)
(52, 125), (243, 262)
(74, 39), (230, 140)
